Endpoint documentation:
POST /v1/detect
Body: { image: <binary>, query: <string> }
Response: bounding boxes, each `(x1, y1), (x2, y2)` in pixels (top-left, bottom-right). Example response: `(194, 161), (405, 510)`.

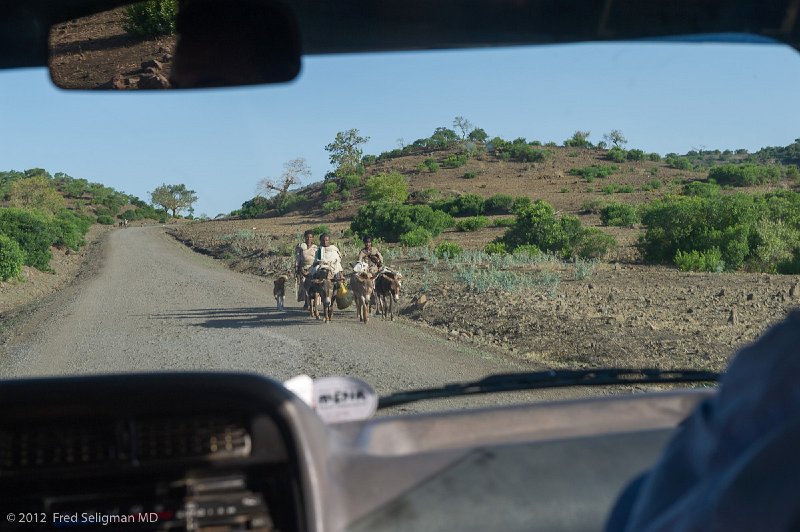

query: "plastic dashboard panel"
(0, 373), (711, 531)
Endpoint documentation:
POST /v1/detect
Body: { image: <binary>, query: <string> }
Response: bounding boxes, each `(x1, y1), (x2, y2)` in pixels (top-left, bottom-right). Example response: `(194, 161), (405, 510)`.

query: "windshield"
(2, 6), (800, 413)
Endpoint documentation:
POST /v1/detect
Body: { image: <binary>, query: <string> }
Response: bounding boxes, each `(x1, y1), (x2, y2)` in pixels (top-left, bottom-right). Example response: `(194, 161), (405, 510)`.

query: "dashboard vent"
(133, 415), (251, 462)
(0, 421), (126, 471)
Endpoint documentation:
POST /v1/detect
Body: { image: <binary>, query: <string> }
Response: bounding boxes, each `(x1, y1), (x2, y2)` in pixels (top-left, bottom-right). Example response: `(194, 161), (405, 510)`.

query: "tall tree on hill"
(256, 158), (311, 199)
(325, 129), (369, 177)
(149, 183), (198, 217)
(8, 175), (65, 215)
(453, 116), (473, 140)
(603, 130), (627, 148)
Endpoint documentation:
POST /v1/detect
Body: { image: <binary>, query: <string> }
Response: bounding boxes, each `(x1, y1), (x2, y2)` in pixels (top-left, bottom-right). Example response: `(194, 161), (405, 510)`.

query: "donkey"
(308, 277), (334, 322)
(374, 271), (402, 321)
(350, 271), (374, 323)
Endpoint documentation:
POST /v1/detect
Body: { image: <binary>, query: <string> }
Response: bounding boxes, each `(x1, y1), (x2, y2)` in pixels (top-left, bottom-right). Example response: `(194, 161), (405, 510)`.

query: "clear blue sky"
(1, 41), (800, 216)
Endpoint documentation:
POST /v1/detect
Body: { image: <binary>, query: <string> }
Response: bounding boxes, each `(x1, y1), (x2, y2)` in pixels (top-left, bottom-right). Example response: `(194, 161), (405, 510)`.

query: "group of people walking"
(293, 230), (384, 308)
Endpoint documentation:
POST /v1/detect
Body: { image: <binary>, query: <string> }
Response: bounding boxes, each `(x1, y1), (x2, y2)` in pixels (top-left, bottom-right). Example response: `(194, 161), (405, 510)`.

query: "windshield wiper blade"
(377, 368), (721, 410)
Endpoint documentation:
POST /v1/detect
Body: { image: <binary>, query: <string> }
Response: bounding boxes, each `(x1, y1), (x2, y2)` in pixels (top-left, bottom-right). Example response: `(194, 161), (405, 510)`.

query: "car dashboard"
(0, 373), (711, 531)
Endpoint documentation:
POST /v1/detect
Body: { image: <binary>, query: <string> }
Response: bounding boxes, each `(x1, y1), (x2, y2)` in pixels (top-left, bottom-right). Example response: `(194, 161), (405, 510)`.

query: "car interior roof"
(2, 0), (799, 70)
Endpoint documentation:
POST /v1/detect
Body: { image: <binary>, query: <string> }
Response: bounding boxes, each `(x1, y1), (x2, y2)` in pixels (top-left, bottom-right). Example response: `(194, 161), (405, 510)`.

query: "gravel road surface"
(0, 227), (595, 413)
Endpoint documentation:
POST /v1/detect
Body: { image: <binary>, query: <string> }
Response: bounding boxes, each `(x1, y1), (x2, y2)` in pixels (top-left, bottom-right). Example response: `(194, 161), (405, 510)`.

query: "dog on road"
(273, 275), (288, 310)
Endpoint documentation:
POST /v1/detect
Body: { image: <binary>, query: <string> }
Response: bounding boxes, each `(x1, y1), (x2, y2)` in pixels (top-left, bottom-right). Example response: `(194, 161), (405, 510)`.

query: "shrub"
(626, 149), (646, 161)
(97, 215), (115, 225)
(648, 153), (662, 162)
(708, 163), (781, 187)
(607, 147), (627, 163)
(494, 217), (515, 227)
(340, 173), (361, 191)
(435, 242), (463, 259)
(574, 229), (617, 259)
(512, 244), (541, 259)
(666, 156), (692, 170)
(0, 233), (24, 281)
(512, 196), (532, 213)
(361, 154), (377, 166)
(619, 185), (635, 193)
(683, 181), (721, 197)
(747, 219), (800, 273)
(484, 194), (515, 214)
(322, 182), (337, 197)
(647, 179), (662, 189)
(463, 171), (478, 179)
(564, 131), (592, 148)
(122, 0), (177, 37)
(275, 192), (304, 215)
(323, 200), (342, 214)
(351, 202), (452, 242)
(424, 159), (440, 173)
(674, 248), (725, 272)
(431, 194), (484, 216)
(53, 209), (92, 251)
(569, 165), (618, 181)
(364, 172), (408, 203)
(312, 225), (330, 237)
(414, 188), (440, 204)
(484, 241), (507, 254)
(601, 203), (640, 227)
(581, 199), (607, 214)
(456, 216), (490, 232)
(399, 227), (432, 247)
(0, 208), (56, 271)
(443, 153), (468, 168)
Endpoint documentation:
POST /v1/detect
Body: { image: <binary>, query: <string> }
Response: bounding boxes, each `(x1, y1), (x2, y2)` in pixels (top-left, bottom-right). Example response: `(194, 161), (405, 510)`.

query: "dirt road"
(0, 227), (591, 413)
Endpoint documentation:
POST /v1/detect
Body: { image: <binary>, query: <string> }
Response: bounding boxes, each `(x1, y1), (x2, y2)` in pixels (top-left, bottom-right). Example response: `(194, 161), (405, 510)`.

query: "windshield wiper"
(377, 368), (721, 410)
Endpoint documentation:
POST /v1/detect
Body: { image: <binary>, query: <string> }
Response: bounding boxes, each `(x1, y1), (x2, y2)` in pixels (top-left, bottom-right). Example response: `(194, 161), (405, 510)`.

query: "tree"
(468, 128), (488, 142)
(257, 158), (311, 199)
(325, 129), (369, 176)
(564, 130), (592, 148)
(453, 116), (473, 140)
(149, 183), (198, 217)
(603, 130), (627, 148)
(8, 175), (65, 215)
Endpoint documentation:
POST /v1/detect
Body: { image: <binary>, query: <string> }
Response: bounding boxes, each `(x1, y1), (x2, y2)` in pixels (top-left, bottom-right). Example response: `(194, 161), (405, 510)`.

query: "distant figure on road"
(294, 230), (317, 309)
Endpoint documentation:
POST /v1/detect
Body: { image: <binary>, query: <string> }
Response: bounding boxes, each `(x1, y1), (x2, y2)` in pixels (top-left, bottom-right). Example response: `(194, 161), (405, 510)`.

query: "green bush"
(708, 163), (781, 187)
(435, 242), (463, 259)
(601, 203), (640, 227)
(351, 202), (452, 242)
(53, 209), (92, 251)
(648, 153), (662, 162)
(484, 194), (515, 214)
(0, 233), (24, 281)
(683, 181), (721, 197)
(463, 171), (478, 179)
(97, 215), (115, 225)
(399, 227), (432, 247)
(574, 229), (617, 259)
(637, 191), (800, 272)
(666, 156), (692, 170)
(512, 244), (541, 259)
(431, 194), (484, 216)
(494, 217), (515, 227)
(675, 248), (725, 272)
(361, 154), (378, 166)
(312, 225), (330, 237)
(626, 149), (646, 161)
(512, 196), (532, 213)
(456, 216), (490, 232)
(0, 208), (56, 271)
(323, 200), (342, 214)
(322, 182), (337, 197)
(443, 153), (468, 168)
(581, 199), (607, 214)
(424, 159), (440, 173)
(340, 173), (361, 191)
(364, 172), (408, 203)
(569, 165), (617, 181)
(484, 241), (507, 255)
(502, 201), (574, 257)
(607, 147), (627, 163)
(123, 0), (177, 37)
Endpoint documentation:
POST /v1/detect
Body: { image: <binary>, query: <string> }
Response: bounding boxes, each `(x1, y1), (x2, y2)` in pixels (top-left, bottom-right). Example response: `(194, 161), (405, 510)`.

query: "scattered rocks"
(728, 307), (738, 325)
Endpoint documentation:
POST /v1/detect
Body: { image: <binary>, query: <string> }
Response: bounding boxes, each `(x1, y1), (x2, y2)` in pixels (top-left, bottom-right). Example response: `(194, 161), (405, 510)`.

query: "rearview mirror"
(48, 0), (301, 90)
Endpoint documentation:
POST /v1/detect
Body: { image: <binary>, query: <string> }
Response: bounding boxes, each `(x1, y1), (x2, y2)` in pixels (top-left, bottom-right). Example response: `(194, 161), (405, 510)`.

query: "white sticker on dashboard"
(283, 374), (314, 407)
(312, 376), (378, 423)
